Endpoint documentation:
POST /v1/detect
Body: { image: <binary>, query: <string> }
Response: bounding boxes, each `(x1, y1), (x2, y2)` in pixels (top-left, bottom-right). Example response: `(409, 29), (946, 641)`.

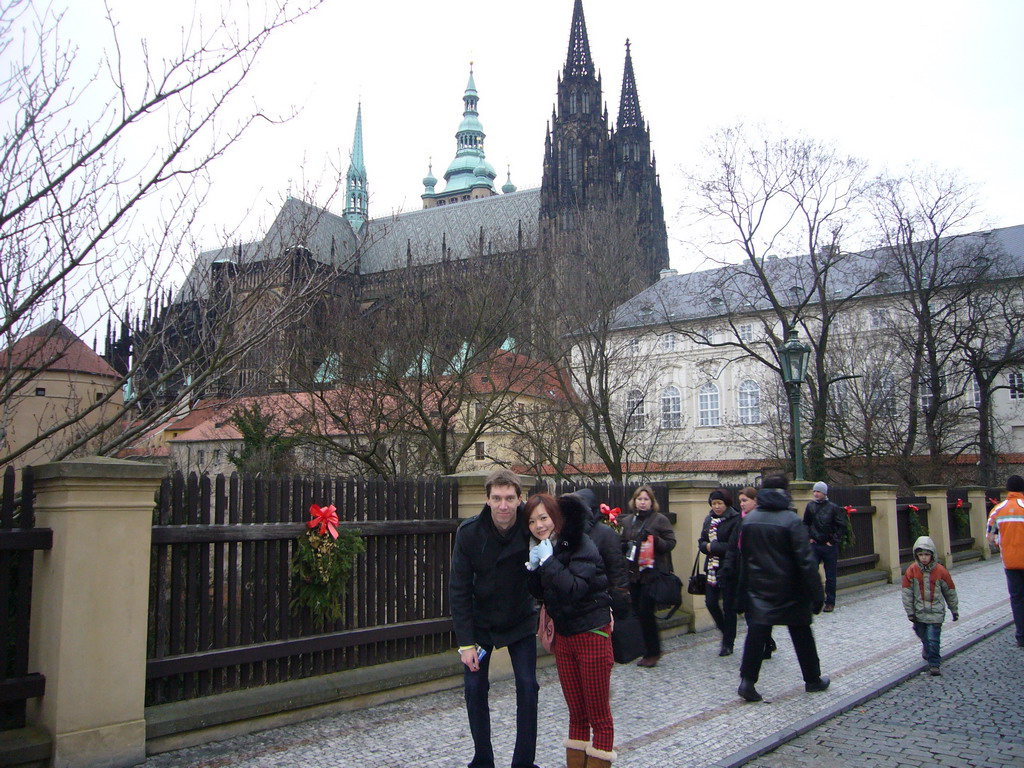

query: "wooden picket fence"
(146, 473), (459, 705)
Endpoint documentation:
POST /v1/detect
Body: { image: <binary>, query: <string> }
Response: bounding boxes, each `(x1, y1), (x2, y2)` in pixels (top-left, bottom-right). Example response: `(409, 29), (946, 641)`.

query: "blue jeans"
(463, 633), (539, 768)
(812, 542), (839, 605)
(914, 621), (942, 667)
(1006, 568), (1024, 646)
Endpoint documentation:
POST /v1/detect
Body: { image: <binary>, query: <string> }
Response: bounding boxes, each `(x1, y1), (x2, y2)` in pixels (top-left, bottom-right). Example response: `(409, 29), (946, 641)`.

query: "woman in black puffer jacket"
(526, 493), (616, 768)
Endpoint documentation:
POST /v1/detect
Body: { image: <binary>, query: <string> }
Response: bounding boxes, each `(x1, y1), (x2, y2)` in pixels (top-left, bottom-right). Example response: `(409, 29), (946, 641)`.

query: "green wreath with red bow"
(291, 503), (365, 625)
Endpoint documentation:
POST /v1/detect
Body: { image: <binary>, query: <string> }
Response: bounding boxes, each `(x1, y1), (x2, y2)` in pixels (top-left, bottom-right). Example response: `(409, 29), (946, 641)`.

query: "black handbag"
(642, 568), (683, 618)
(611, 611), (645, 664)
(687, 552), (707, 595)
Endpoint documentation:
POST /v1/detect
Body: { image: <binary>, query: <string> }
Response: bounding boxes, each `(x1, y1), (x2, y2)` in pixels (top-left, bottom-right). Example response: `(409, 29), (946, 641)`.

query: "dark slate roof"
(180, 197), (359, 301)
(610, 224), (1024, 331)
(360, 188), (540, 273)
(179, 191), (539, 299)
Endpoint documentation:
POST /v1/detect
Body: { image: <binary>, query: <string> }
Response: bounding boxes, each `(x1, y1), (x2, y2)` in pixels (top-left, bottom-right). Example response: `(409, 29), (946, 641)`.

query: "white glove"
(526, 543), (543, 570)
(535, 537), (554, 566)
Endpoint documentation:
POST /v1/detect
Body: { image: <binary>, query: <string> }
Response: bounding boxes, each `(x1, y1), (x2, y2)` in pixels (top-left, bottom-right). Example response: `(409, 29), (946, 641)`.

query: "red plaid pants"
(553, 626), (614, 751)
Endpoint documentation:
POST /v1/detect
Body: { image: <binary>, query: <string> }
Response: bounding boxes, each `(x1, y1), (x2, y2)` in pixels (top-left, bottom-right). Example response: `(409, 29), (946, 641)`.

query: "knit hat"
(708, 489), (733, 507)
(813, 481), (828, 495)
(1008, 475), (1024, 493)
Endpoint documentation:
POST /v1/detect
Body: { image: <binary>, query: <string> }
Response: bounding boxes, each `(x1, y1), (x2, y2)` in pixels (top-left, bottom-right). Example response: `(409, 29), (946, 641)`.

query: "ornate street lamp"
(778, 329), (812, 480)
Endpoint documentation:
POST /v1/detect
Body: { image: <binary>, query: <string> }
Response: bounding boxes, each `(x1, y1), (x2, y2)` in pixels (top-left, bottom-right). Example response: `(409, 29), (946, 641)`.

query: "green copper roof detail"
(439, 64), (496, 196)
(422, 159), (437, 193)
(344, 103), (368, 231)
(502, 166), (517, 194)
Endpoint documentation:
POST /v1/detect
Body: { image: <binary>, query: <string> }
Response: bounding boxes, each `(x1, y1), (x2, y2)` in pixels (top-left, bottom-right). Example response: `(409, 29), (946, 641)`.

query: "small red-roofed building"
(1, 321), (125, 473)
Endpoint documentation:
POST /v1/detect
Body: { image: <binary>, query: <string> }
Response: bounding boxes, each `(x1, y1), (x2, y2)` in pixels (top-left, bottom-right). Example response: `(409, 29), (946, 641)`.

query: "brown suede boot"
(585, 745), (617, 768)
(565, 739), (590, 768)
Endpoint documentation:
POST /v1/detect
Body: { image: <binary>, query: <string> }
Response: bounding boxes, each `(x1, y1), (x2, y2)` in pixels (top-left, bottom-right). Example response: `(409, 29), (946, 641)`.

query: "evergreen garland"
(290, 516), (365, 626)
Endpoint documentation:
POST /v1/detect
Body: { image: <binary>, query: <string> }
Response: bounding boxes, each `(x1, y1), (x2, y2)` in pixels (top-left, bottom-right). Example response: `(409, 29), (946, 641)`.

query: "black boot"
(738, 678), (763, 702)
(805, 675), (830, 693)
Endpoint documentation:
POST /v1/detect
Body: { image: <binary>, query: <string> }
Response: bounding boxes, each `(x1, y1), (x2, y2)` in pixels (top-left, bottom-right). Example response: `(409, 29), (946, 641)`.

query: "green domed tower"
(421, 65), (499, 208)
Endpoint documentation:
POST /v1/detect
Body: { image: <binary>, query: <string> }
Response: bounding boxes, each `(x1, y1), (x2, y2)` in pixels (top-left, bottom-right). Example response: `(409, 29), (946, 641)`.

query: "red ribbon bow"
(908, 504), (919, 512)
(955, 498), (963, 508)
(843, 505), (856, 515)
(599, 503), (621, 525)
(308, 503), (339, 540)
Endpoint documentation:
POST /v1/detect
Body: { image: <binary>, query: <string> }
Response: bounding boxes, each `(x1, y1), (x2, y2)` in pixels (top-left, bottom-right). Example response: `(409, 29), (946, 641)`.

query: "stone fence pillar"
(913, 485), (953, 567)
(27, 457), (165, 768)
(963, 486), (991, 560)
(665, 479), (719, 632)
(788, 480), (814, 522)
(865, 485), (901, 583)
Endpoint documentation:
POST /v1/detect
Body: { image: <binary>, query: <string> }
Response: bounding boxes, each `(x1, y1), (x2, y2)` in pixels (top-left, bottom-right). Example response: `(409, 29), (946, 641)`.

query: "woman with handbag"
(698, 488), (742, 656)
(619, 485), (676, 667)
(525, 493), (617, 768)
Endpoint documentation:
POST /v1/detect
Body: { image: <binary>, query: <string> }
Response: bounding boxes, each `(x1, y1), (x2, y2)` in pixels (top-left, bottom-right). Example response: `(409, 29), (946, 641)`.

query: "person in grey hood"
(901, 535), (959, 675)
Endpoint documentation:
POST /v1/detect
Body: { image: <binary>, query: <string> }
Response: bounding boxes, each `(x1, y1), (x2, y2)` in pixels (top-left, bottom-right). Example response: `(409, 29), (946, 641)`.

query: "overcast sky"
(68, 0), (1023, 274)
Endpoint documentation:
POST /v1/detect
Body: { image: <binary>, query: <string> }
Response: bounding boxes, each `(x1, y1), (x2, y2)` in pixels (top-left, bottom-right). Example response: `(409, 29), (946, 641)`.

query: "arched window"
(737, 380), (761, 424)
(567, 146), (579, 184)
(626, 389), (646, 430)
(581, 90), (590, 113)
(568, 91), (578, 114)
(968, 376), (981, 409)
(698, 382), (720, 427)
(661, 386), (681, 429)
(874, 374), (898, 417)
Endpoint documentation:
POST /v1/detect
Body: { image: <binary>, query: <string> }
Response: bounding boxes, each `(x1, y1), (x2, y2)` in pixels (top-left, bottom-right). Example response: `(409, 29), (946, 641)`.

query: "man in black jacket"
(450, 469), (539, 768)
(736, 475), (830, 703)
(804, 481), (847, 612)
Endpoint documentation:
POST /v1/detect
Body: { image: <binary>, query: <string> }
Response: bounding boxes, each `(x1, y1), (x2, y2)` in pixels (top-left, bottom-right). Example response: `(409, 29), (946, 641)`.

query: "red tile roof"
(0, 320), (119, 379)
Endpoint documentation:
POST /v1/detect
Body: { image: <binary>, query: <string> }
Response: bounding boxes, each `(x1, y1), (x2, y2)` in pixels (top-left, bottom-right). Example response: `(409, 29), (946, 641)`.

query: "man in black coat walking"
(736, 475), (830, 703)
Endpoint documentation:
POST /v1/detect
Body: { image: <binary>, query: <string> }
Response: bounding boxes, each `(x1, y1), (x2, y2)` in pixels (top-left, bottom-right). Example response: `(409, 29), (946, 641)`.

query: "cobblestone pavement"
(145, 558), (1017, 768)
(746, 625), (1024, 768)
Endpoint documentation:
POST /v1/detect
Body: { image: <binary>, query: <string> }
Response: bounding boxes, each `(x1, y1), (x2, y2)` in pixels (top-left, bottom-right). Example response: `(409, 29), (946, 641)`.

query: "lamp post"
(778, 329), (812, 481)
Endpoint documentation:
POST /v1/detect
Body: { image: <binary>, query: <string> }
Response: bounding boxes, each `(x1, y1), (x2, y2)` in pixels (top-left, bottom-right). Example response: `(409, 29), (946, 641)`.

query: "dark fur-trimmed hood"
(556, 493), (589, 550)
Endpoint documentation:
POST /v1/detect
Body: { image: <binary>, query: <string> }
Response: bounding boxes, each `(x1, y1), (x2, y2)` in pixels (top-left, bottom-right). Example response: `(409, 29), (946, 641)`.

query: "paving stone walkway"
(747, 625), (1024, 768)
(145, 557), (1017, 767)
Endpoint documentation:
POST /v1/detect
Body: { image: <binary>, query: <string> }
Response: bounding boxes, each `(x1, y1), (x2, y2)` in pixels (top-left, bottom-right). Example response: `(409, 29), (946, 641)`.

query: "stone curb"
(711, 617), (1015, 768)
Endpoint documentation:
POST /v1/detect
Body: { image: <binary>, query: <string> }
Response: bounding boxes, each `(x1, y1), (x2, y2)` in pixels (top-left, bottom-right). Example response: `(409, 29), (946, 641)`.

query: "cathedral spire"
(616, 39), (643, 130)
(344, 102), (368, 231)
(564, 0), (594, 79)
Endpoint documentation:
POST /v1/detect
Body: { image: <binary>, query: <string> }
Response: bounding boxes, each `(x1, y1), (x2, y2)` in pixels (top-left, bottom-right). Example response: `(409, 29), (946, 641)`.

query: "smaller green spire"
(344, 102), (368, 231)
(423, 158), (437, 193)
(502, 165), (516, 194)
